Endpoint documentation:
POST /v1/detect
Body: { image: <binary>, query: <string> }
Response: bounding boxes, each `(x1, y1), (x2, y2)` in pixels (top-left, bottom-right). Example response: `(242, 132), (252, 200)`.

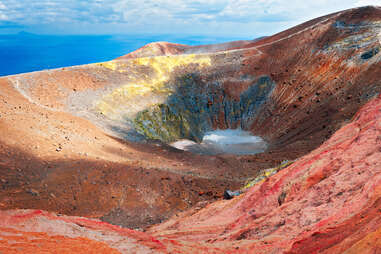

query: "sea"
(0, 32), (248, 77)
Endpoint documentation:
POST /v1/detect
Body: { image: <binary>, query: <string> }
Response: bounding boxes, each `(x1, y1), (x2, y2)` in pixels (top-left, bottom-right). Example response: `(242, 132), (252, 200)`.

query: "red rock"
(0, 209), (165, 253)
(148, 93), (381, 253)
(1, 93), (380, 253)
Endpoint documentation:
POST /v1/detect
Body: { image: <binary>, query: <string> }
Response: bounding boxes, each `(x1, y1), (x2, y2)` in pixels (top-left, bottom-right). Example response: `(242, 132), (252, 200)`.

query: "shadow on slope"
(0, 141), (240, 230)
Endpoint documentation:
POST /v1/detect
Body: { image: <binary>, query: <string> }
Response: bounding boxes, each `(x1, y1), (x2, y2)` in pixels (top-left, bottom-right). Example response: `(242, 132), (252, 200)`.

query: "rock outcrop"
(0, 209), (166, 253)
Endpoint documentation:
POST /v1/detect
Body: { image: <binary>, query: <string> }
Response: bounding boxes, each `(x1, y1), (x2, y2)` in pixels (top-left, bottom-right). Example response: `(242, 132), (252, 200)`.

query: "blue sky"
(0, 0), (380, 37)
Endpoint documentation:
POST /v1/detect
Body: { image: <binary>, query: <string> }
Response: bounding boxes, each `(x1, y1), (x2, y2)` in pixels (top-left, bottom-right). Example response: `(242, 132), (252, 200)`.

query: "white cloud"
(112, 0), (222, 24)
(111, 0), (372, 26)
(355, 0), (381, 6)
(0, 1), (7, 20)
(0, 0), (378, 35)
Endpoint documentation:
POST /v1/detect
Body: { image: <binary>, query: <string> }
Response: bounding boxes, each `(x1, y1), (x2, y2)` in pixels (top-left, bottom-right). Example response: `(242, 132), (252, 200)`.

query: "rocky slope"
(149, 92), (381, 253)
(0, 5), (380, 253)
(1, 91), (380, 253)
(0, 209), (166, 253)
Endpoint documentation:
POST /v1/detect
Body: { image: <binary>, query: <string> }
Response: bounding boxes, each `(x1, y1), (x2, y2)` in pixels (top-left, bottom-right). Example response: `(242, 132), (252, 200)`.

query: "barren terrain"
(0, 6), (380, 253)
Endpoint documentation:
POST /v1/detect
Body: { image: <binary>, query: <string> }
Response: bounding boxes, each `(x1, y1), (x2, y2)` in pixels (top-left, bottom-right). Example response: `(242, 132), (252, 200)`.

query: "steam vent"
(1, 6), (381, 253)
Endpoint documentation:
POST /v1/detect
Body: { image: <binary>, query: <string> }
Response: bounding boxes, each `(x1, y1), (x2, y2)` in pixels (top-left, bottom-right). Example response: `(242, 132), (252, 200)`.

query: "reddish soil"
(0, 76), (282, 229)
(1, 92), (380, 253)
(148, 92), (381, 253)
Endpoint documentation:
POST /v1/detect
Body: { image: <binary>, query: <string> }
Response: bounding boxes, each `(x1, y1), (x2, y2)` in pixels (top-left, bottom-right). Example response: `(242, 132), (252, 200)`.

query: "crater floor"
(171, 129), (267, 155)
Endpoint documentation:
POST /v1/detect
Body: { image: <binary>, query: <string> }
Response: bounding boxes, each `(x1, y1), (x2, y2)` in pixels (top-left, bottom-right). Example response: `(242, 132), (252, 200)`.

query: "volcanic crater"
(0, 6), (381, 254)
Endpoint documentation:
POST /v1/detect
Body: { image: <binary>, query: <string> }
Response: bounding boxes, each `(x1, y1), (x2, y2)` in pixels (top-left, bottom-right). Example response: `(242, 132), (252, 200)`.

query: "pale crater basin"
(170, 129), (267, 155)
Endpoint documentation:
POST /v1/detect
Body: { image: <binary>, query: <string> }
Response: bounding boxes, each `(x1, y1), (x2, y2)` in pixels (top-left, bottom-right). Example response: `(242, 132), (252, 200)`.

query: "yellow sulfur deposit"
(242, 160), (295, 191)
(97, 61), (120, 71)
(95, 54), (211, 119)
